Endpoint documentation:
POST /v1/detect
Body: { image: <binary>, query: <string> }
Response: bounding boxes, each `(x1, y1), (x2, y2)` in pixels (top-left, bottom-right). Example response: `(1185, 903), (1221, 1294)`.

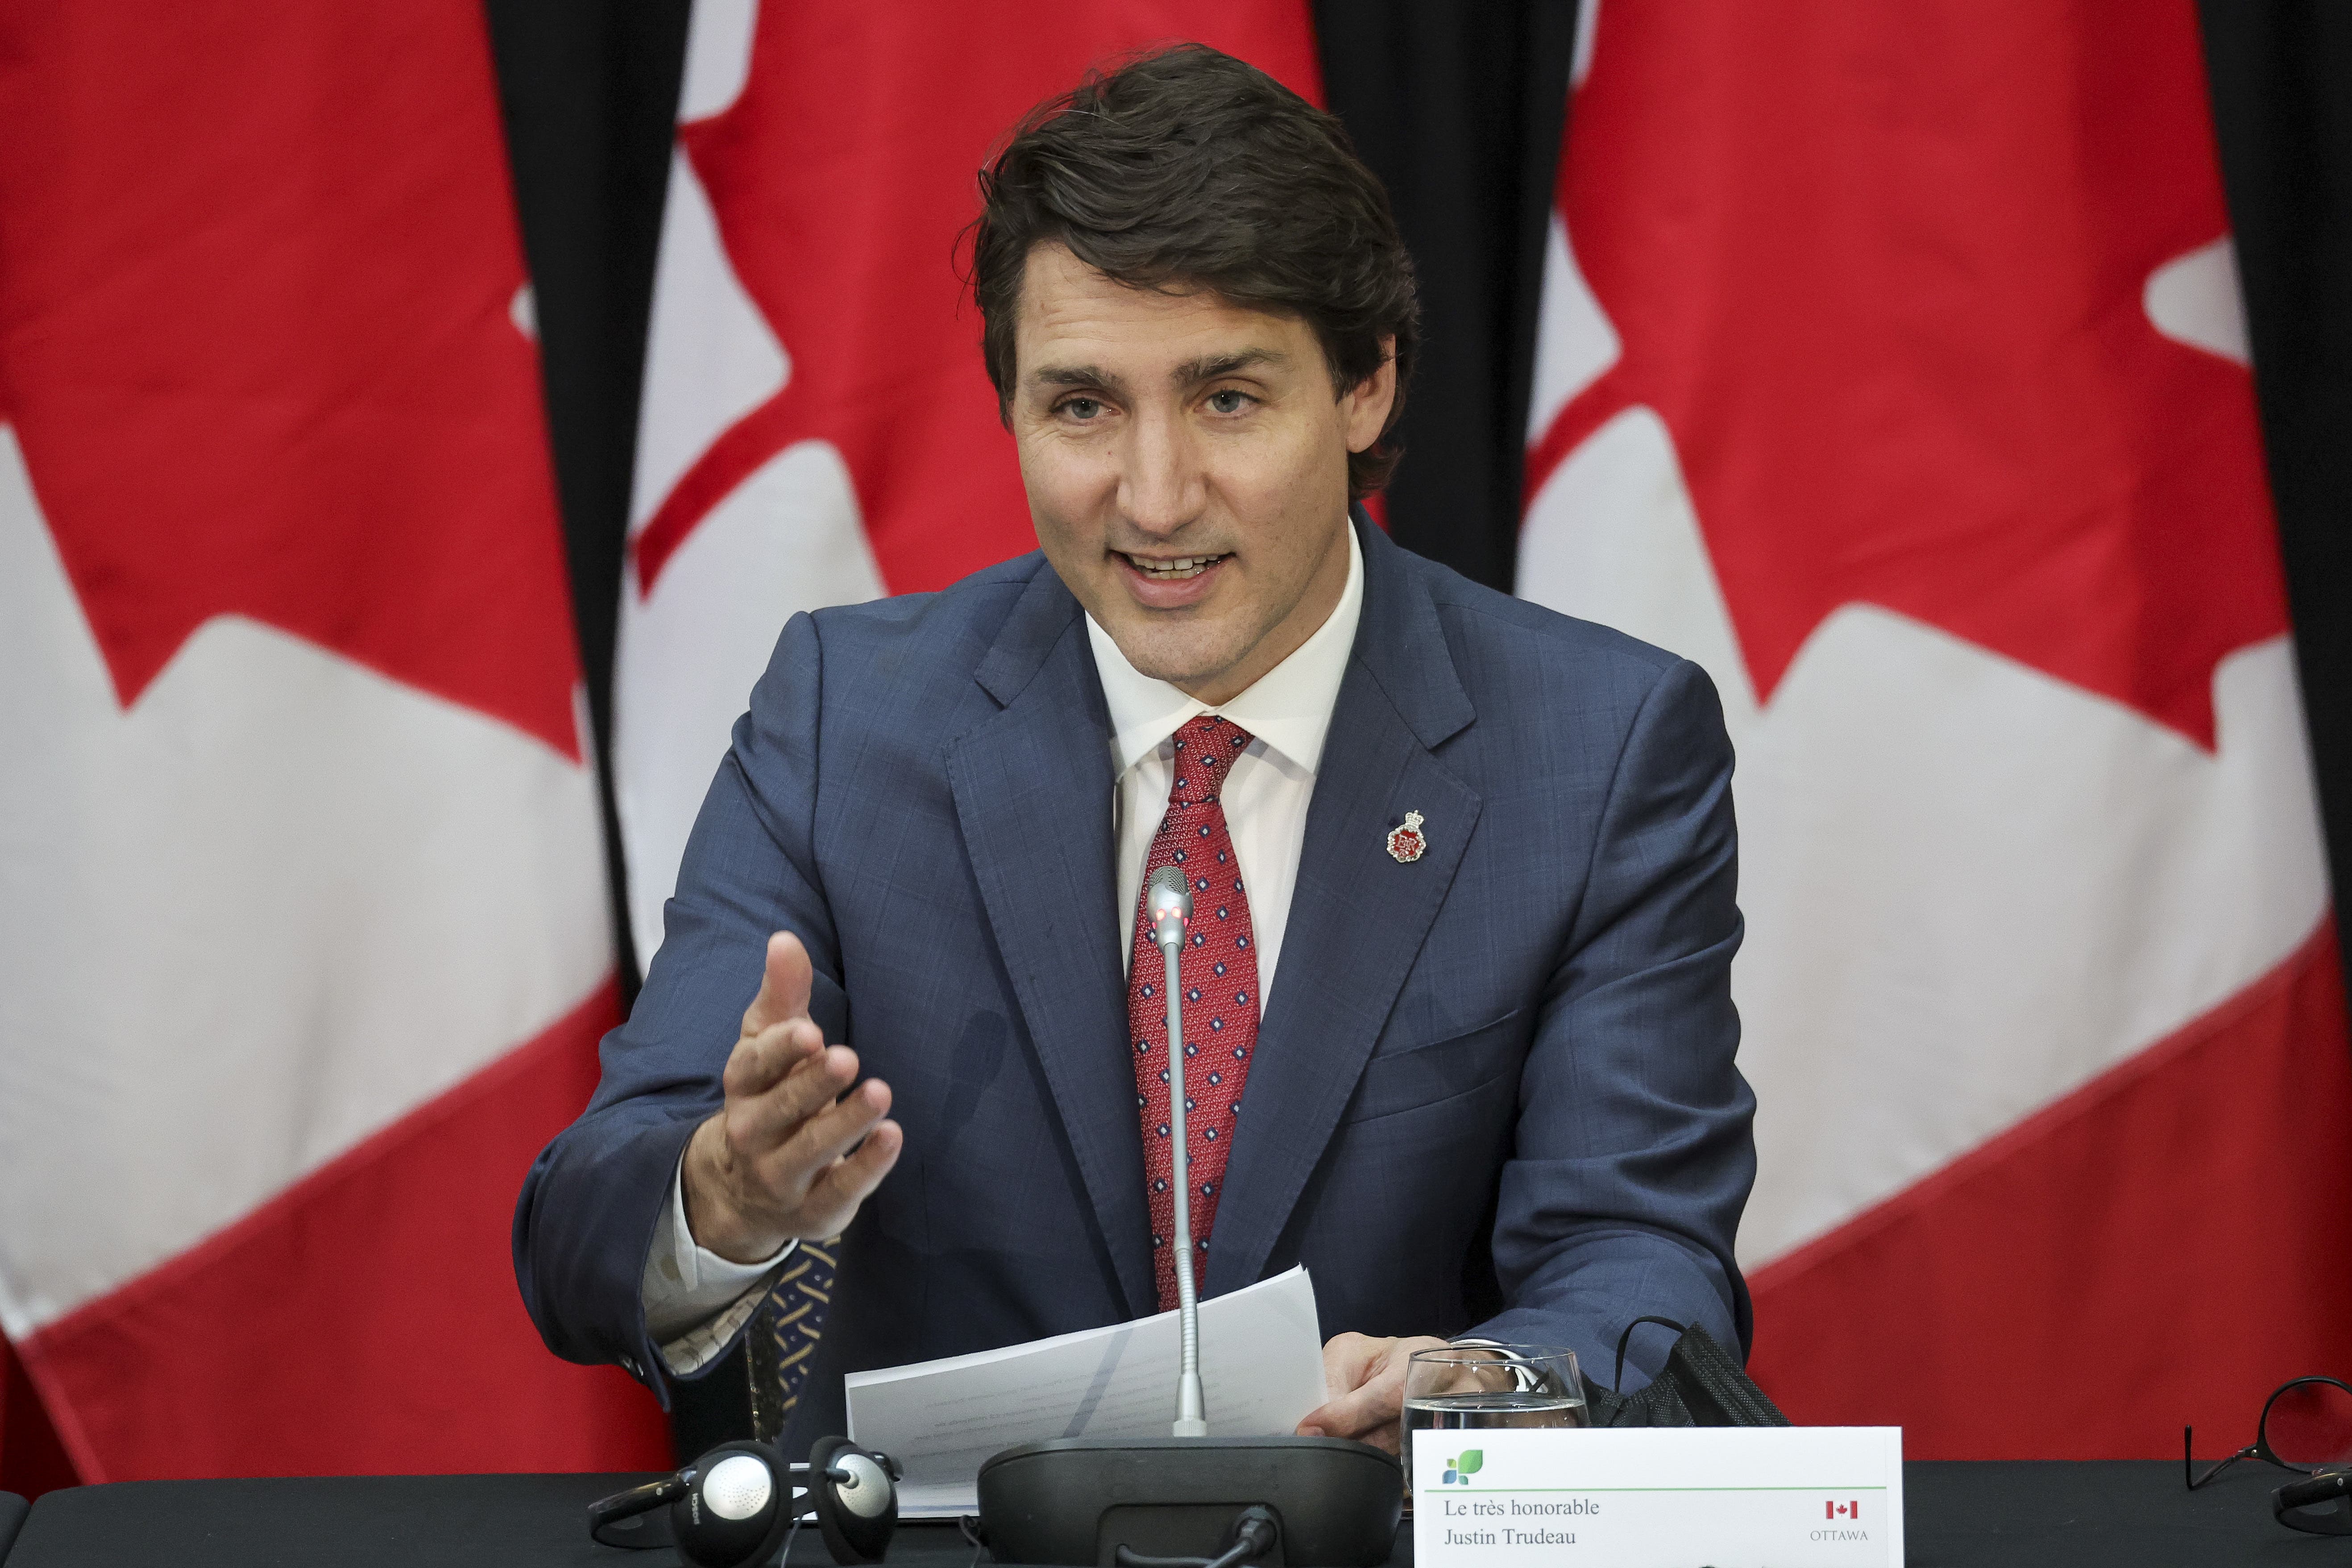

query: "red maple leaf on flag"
(0, 0), (582, 757)
(1530, 0), (2285, 748)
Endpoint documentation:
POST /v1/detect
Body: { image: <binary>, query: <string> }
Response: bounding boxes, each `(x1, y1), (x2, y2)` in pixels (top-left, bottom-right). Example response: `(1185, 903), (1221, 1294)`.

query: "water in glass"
(1401, 1345), (1587, 1486)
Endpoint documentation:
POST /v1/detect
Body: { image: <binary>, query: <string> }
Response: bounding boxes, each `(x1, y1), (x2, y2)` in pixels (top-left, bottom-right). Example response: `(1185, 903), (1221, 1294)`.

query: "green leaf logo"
(1457, 1450), (1483, 1476)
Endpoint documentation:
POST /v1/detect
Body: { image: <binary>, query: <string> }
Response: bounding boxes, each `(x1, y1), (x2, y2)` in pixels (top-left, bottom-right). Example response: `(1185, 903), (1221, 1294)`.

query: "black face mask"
(1580, 1316), (1790, 1429)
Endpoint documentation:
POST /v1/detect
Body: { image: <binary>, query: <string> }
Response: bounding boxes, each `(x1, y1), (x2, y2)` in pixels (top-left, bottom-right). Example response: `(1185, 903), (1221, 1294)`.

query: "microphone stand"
(973, 868), (1399, 1566)
(1160, 909), (1208, 1438)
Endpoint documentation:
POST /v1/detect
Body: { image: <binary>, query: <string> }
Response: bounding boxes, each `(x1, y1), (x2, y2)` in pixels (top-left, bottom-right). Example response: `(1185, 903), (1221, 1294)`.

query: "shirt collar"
(1084, 519), (1363, 778)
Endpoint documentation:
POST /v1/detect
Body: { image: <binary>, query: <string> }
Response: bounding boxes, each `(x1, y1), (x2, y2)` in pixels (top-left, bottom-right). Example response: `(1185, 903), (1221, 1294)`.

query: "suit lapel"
(1205, 521), (1481, 1297)
(946, 566), (1155, 1318)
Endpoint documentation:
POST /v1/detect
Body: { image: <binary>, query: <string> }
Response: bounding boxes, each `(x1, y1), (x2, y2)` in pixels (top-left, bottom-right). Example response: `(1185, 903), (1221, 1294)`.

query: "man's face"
(1009, 243), (1395, 706)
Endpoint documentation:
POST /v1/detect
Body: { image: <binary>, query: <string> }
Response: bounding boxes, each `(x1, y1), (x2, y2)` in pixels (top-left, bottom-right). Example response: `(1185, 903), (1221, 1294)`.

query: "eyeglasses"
(2185, 1376), (2352, 1536)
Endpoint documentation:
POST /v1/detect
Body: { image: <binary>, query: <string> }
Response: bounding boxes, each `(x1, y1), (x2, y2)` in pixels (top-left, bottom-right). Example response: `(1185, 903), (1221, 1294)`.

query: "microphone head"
(1146, 866), (1191, 950)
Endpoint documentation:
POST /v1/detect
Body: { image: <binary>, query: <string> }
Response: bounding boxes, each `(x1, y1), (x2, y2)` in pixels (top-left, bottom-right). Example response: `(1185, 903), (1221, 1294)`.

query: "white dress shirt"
(639, 523), (1365, 1374)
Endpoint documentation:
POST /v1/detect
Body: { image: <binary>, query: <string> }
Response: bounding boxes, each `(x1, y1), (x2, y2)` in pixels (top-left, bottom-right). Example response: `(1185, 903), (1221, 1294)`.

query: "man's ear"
(1342, 335), (1398, 454)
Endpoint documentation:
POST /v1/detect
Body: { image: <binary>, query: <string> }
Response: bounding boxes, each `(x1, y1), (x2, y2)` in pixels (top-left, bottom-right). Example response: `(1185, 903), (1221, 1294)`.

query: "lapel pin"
(1385, 810), (1427, 864)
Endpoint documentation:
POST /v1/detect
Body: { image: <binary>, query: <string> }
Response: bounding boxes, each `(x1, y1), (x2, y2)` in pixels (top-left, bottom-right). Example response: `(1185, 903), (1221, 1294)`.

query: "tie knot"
(1168, 714), (1253, 805)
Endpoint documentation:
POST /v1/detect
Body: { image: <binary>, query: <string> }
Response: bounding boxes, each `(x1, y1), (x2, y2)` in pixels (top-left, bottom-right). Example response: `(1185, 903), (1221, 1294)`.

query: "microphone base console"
(976, 1435), (1401, 1567)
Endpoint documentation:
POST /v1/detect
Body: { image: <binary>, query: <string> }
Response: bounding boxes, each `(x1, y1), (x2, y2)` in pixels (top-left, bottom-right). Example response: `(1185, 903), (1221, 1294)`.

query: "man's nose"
(1117, 407), (1204, 536)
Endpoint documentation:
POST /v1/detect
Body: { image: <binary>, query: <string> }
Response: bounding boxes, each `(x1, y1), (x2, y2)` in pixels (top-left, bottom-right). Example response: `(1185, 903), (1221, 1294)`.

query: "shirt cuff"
(641, 1150), (795, 1375)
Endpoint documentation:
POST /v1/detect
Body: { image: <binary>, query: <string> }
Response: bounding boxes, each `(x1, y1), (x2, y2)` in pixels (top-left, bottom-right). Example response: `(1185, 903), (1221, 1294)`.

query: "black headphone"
(588, 1435), (902, 1566)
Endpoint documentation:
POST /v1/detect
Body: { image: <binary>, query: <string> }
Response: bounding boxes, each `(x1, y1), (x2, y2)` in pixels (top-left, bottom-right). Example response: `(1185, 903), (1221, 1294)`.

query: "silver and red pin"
(1385, 810), (1427, 864)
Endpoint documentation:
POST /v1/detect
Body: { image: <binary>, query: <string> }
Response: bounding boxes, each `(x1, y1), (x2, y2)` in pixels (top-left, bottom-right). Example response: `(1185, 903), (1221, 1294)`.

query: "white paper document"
(845, 1265), (1327, 1518)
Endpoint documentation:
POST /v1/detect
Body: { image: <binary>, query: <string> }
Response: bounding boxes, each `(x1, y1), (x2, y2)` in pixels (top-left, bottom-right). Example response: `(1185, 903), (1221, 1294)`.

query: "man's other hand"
(681, 931), (903, 1264)
(1296, 1332), (1449, 1453)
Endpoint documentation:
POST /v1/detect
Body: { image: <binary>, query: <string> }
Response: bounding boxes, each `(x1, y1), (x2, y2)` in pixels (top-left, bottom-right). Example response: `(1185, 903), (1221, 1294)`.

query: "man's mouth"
(1121, 552), (1231, 581)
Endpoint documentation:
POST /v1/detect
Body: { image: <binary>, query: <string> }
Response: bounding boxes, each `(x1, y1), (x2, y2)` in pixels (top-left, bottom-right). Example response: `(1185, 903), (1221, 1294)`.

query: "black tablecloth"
(4, 1461), (2341, 1567)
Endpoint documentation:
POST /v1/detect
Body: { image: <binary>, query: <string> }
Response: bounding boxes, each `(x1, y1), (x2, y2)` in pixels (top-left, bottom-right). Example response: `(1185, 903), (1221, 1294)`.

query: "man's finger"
(1318, 1332), (1385, 1402)
(752, 1088), (899, 1236)
(727, 1043), (860, 1152)
(722, 1018), (824, 1101)
(741, 930), (816, 1038)
(764, 1073), (894, 1181)
(1298, 1333), (1382, 1438)
(1297, 1377), (1396, 1445)
(796, 1117), (904, 1232)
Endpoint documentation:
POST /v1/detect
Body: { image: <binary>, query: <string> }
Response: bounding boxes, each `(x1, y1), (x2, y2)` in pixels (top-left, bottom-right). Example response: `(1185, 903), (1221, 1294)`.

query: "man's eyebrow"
(1174, 348), (1288, 384)
(1025, 348), (1290, 397)
(1028, 363), (1127, 395)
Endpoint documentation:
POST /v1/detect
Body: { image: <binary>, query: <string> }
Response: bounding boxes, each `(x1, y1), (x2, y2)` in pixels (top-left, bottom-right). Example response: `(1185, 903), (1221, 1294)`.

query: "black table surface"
(5, 1461), (2343, 1567)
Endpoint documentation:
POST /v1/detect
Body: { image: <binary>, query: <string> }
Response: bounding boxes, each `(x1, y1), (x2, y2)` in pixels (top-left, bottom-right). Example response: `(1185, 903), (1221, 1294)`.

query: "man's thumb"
(743, 930), (814, 1036)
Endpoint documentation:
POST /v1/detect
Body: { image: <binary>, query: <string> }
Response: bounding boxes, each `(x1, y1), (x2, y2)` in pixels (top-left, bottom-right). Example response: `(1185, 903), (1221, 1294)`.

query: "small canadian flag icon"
(1826, 1500), (1861, 1519)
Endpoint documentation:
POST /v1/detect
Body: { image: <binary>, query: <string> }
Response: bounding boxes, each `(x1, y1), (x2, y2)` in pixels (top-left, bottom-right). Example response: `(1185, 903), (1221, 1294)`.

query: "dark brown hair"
(970, 44), (1419, 499)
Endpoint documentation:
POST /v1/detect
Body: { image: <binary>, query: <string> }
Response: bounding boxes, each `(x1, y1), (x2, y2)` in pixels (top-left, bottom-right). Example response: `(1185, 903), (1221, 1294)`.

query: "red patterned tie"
(1129, 714), (1263, 1312)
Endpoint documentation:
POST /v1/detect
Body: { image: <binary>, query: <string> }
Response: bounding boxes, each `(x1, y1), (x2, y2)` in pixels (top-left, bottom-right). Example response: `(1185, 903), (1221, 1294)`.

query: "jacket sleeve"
(1465, 655), (1757, 1393)
(511, 610), (849, 1405)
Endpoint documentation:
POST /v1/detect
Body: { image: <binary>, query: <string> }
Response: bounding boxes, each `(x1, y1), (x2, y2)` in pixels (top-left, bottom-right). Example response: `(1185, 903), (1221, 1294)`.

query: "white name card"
(1411, 1427), (1903, 1568)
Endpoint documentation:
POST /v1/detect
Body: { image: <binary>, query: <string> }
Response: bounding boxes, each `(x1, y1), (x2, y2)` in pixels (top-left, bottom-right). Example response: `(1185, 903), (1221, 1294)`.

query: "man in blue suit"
(515, 45), (1754, 1457)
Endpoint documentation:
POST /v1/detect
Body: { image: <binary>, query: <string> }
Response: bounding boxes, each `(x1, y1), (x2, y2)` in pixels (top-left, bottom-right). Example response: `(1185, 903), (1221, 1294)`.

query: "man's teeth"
(1128, 553), (1226, 581)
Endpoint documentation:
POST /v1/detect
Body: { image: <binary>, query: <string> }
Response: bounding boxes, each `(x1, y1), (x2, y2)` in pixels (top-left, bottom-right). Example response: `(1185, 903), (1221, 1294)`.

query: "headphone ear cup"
(808, 1436), (899, 1565)
(669, 1440), (796, 1568)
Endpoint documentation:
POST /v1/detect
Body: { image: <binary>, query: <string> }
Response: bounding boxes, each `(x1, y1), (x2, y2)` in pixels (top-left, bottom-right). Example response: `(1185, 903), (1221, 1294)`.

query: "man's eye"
(1207, 390), (1250, 415)
(1061, 397), (1103, 420)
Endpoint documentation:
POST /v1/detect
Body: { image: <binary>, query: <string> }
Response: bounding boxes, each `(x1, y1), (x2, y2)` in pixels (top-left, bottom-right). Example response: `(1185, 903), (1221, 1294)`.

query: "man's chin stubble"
(1120, 631), (1247, 693)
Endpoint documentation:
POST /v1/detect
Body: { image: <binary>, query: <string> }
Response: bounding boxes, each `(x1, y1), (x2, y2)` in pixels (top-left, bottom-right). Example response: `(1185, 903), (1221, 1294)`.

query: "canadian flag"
(0, 1), (664, 1478)
(615, 0), (1321, 970)
(1521, 0), (2352, 1454)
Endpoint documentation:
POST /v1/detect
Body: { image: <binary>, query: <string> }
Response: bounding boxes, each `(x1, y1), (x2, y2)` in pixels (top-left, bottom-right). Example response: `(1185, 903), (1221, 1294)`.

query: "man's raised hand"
(680, 931), (902, 1264)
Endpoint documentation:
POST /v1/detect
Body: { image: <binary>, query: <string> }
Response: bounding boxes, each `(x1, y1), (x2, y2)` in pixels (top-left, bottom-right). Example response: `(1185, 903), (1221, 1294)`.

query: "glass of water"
(1402, 1344), (1587, 1483)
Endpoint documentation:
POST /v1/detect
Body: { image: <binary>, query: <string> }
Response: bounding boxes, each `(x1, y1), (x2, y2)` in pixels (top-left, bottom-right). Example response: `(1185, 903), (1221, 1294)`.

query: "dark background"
(2200, 1), (2352, 991)
(479, 0), (2352, 1452)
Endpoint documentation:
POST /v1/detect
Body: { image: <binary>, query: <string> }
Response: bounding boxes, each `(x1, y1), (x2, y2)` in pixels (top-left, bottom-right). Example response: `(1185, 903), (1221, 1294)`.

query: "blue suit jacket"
(515, 517), (1755, 1451)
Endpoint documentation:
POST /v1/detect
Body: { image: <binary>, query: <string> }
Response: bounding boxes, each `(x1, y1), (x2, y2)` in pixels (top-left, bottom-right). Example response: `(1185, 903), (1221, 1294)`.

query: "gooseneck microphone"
(1146, 864), (1208, 1438)
(971, 868), (1402, 1566)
